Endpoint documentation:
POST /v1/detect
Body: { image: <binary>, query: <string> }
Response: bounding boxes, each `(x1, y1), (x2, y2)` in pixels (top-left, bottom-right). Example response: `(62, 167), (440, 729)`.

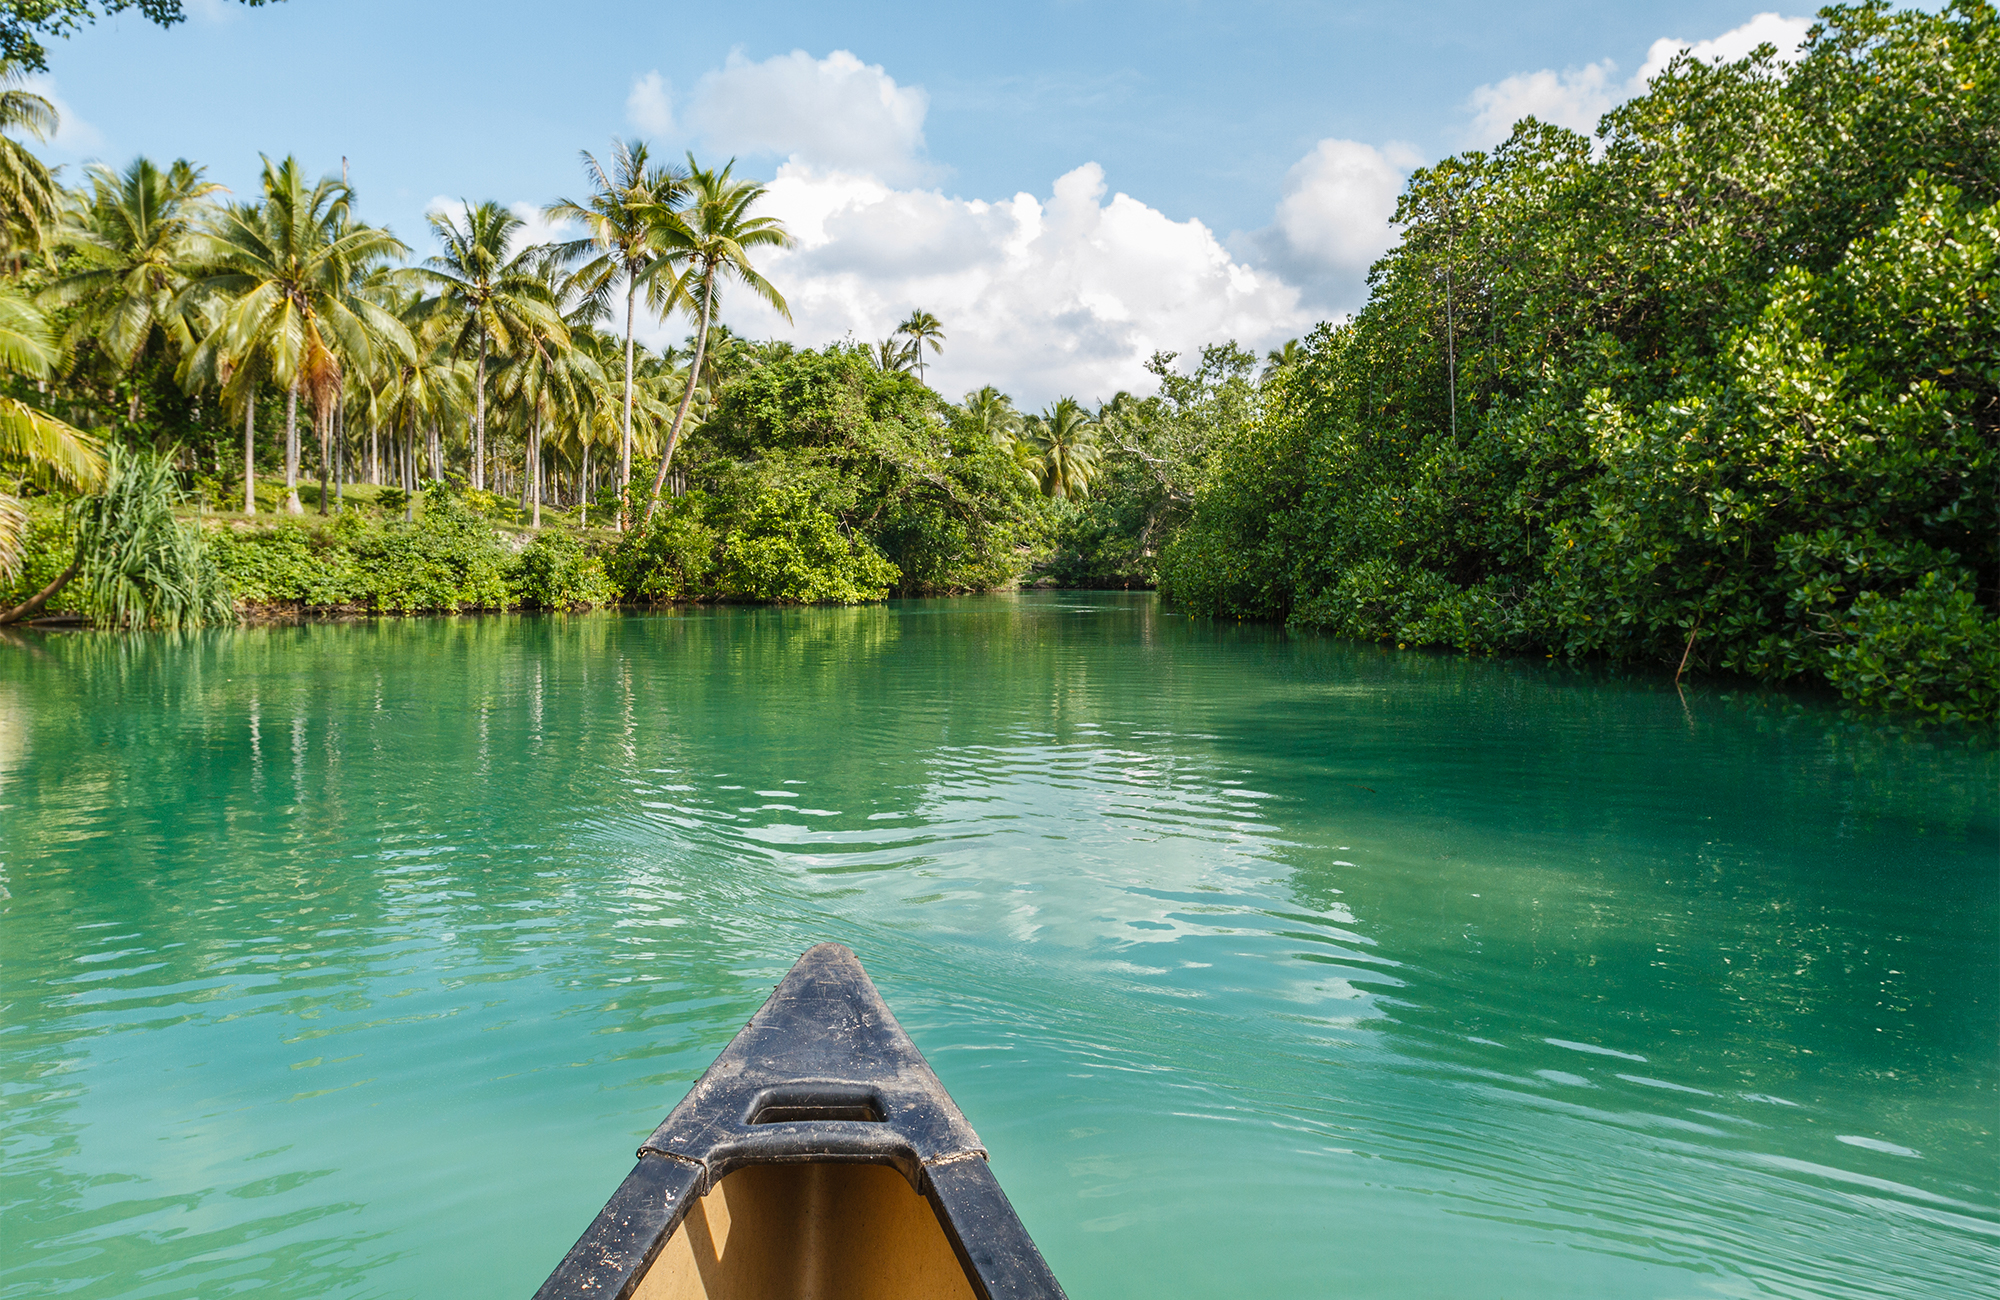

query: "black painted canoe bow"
(531, 943), (1068, 1300)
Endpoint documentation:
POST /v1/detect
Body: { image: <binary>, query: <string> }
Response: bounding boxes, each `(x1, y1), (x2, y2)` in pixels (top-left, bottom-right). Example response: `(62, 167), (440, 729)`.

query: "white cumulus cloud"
(669, 160), (1309, 408)
(1466, 60), (1621, 141)
(1242, 138), (1420, 315)
(606, 18), (1832, 404)
(685, 49), (931, 183)
(1466, 12), (1814, 144)
(1635, 11), (1813, 85)
(626, 71), (673, 136)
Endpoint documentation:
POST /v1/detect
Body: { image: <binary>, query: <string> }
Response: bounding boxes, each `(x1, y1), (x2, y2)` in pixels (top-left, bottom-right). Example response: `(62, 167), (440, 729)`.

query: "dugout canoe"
(531, 942), (1068, 1300)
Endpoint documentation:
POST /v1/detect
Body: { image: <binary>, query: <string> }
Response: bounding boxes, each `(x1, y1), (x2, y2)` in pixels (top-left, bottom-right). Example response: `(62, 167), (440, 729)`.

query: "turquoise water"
(1, 594), (1994, 1299)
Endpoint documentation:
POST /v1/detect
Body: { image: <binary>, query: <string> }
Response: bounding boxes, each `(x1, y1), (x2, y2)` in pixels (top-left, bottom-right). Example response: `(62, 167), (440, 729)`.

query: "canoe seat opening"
(748, 1085), (885, 1125)
(633, 1163), (978, 1300)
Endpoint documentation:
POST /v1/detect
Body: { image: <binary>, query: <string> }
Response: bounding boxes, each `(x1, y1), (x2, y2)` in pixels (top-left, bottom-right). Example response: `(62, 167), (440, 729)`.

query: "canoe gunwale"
(530, 944), (1066, 1300)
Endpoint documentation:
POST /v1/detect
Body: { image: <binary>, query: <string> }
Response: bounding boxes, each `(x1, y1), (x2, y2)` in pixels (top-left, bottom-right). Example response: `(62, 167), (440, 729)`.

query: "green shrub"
(210, 522), (367, 606)
(1823, 571), (2000, 724)
(0, 504), (83, 617)
(510, 530), (616, 610)
(718, 487), (899, 603)
(349, 487), (509, 612)
(875, 497), (1024, 594)
(212, 487), (510, 613)
(605, 494), (721, 603)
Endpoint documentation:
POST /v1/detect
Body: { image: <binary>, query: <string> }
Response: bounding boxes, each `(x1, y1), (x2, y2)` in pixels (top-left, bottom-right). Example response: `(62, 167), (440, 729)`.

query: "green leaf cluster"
(1159, 2), (1999, 722)
(717, 486), (899, 603)
(603, 492), (720, 602)
(212, 486), (511, 614)
(610, 346), (1037, 602)
(508, 529), (615, 611)
(1044, 344), (1262, 587)
(0, 2), (281, 73)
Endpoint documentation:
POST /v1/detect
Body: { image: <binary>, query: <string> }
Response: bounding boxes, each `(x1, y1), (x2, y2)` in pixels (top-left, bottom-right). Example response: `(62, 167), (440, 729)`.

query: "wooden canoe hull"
(532, 944), (1067, 1300)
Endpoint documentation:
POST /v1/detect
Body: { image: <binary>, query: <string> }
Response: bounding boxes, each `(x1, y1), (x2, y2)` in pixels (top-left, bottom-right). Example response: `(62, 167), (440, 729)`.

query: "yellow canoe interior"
(634, 1162), (978, 1300)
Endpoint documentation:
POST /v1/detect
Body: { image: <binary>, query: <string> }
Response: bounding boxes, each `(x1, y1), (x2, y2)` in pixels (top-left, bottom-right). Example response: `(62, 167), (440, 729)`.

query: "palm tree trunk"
(642, 271), (713, 527)
(317, 401), (332, 515)
(428, 422), (441, 482)
(283, 380), (303, 514)
(368, 419), (379, 486)
(333, 395), (344, 511)
(0, 555), (80, 625)
(580, 441), (590, 529)
(473, 332), (488, 490)
(242, 397), (256, 515)
(620, 277), (636, 530)
(531, 415), (542, 529)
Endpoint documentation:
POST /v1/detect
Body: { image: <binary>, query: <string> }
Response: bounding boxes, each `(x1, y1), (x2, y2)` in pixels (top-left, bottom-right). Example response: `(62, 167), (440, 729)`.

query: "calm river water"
(2, 595), (1994, 1299)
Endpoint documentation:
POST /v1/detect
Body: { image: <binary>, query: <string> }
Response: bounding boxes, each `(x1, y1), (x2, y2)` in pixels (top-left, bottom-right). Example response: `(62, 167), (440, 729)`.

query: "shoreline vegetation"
(0, 2), (1994, 724)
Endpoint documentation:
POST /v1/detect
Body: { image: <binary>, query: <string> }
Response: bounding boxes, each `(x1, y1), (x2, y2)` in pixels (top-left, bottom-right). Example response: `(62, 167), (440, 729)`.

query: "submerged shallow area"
(2, 594), (1994, 1299)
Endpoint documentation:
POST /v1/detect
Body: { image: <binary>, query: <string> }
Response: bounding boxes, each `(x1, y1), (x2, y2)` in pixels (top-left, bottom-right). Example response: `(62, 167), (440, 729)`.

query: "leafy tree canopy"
(1158, 0), (1999, 723)
(1, 1), (281, 71)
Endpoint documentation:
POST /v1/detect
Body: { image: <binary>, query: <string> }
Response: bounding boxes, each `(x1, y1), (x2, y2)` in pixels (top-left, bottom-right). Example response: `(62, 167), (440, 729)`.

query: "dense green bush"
(700, 346), (1038, 594)
(0, 505), (85, 617)
(605, 486), (899, 605)
(605, 494), (721, 603)
(1160, 2), (1998, 721)
(509, 530), (615, 611)
(718, 487), (898, 603)
(214, 487), (512, 613)
(210, 521), (366, 607)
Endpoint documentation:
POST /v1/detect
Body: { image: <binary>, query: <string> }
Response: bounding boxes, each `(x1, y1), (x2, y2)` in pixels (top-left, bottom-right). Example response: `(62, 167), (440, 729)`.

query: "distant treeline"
(1158, 2), (1997, 722)
(1, 2), (1991, 724)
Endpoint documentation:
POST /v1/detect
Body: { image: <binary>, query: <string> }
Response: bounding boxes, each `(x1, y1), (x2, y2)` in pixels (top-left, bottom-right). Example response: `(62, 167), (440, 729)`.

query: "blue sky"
(37, 1), (1834, 401)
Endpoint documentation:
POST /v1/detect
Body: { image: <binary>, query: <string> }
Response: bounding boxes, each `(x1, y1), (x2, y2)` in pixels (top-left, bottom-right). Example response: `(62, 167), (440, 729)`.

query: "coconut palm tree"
(1262, 338), (1303, 380)
(545, 140), (688, 529)
(306, 257), (420, 513)
(0, 65), (59, 268)
(959, 385), (1021, 446)
(958, 387), (1043, 489)
(687, 321), (758, 393)
(417, 201), (563, 492)
(0, 284), (104, 597)
(174, 277), (270, 515)
(872, 336), (914, 373)
(187, 156), (412, 513)
(46, 157), (220, 377)
(565, 326), (619, 524)
(499, 266), (602, 528)
(1028, 397), (1100, 499)
(499, 332), (599, 528)
(637, 158), (792, 527)
(896, 309), (944, 385)
(380, 333), (471, 519)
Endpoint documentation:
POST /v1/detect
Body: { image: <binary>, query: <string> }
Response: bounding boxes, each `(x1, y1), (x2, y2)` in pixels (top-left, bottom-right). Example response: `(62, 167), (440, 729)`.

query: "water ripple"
(0, 598), (1993, 1300)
